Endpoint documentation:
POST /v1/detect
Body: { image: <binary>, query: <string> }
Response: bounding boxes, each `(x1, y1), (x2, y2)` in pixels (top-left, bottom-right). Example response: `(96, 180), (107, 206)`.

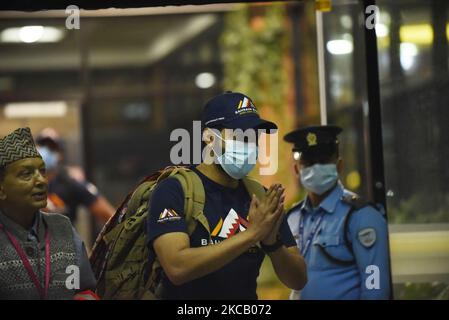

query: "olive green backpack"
(90, 166), (265, 300)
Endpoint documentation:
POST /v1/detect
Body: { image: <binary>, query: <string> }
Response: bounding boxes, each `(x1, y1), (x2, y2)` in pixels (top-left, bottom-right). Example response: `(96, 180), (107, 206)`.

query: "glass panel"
(321, 1), (371, 199)
(377, 0), (449, 299)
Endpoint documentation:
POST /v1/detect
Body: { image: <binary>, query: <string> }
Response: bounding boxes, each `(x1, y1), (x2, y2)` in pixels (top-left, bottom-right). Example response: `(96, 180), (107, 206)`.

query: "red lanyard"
(0, 220), (51, 300)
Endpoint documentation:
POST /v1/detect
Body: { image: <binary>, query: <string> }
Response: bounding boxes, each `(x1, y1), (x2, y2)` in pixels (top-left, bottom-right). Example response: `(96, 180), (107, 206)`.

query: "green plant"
(221, 4), (289, 111)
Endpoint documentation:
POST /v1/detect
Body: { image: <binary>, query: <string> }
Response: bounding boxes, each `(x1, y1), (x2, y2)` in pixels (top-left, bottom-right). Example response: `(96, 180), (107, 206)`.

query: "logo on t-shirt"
(211, 208), (249, 239)
(202, 209), (260, 252)
(157, 208), (181, 223)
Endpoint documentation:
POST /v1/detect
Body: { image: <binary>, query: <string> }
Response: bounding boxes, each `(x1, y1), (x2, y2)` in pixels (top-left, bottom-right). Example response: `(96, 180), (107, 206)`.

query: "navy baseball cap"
(201, 91), (277, 132)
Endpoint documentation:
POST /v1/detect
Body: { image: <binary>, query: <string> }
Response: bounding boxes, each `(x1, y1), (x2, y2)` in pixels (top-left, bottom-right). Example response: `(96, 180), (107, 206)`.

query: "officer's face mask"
(37, 146), (59, 171)
(210, 130), (258, 180)
(300, 163), (338, 195)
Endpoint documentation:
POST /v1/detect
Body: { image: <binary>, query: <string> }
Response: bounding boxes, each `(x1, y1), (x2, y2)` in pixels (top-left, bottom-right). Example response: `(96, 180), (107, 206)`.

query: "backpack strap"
(341, 194), (379, 252)
(125, 181), (154, 220)
(313, 195), (369, 267)
(321, 194), (378, 266)
(317, 206), (357, 266)
(241, 176), (266, 201)
(171, 168), (209, 237)
(141, 166), (207, 299)
(103, 180), (154, 246)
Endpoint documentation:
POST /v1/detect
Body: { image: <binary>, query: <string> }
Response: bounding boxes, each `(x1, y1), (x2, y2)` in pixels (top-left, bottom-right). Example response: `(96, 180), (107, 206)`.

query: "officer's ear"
(293, 162), (300, 177)
(337, 157), (343, 175)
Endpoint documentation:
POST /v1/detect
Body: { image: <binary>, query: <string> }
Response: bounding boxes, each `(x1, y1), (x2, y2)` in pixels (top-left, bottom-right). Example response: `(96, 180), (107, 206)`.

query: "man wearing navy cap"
(284, 125), (390, 300)
(146, 91), (307, 299)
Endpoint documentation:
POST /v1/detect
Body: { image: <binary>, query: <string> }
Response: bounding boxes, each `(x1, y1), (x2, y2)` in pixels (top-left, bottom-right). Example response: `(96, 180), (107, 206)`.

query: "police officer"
(283, 125), (390, 300)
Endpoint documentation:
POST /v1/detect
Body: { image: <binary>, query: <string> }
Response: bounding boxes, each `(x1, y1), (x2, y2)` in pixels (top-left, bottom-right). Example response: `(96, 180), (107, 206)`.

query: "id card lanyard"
(298, 211), (324, 257)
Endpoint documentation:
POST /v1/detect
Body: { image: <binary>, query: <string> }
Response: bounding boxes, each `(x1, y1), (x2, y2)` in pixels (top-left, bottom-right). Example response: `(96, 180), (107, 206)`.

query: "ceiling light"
(1, 26), (64, 43)
(20, 26), (44, 43)
(376, 23), (389, 38)
(195, 72), (216, 89)
(326, 39), (353, 55)
(4, 101), (68, 118)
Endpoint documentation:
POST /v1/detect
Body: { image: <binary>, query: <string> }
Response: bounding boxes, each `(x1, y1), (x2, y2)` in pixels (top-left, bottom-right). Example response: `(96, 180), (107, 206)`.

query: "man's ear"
(294, 162), (300, 177)
(337, 157), (343, 175)
(202, 128), (216, 150)
(204, 129), (213, 144)
(0, 184), (6, 201)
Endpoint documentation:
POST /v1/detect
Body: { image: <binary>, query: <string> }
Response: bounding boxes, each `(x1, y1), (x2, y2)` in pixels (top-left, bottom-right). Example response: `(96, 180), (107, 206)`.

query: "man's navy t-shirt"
(146, 167), (297, 300)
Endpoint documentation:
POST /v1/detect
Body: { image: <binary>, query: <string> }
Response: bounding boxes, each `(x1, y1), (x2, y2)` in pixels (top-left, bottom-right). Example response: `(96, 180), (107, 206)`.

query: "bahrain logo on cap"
(157, 208), (181, 223)
(235, 97), (258, 116)
(211, 208), (249, 239)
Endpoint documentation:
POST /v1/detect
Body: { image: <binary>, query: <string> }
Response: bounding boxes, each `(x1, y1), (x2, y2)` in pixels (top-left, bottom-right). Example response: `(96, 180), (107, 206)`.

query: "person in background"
(284, 125), (390, 300)
(0, 127), (97, 299)
(35, 128), (115, 226)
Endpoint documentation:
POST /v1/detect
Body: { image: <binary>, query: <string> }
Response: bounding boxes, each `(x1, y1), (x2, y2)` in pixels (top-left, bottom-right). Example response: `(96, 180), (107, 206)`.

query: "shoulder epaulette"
(341, 194), (381, 213)
(341, 194), (370, 210)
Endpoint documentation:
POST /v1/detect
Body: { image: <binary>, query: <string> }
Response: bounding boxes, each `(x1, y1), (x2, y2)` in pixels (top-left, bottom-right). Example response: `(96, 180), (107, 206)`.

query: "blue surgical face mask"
(300, 163), (338, 195)
(37, 146), (59, 171)
(211, 131), (258, 180)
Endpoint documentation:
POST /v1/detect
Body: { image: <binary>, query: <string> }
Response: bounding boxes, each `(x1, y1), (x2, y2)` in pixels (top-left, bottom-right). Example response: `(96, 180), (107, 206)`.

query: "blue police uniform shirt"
(146, 166), (296, 300)
(287, 182), (391, 300)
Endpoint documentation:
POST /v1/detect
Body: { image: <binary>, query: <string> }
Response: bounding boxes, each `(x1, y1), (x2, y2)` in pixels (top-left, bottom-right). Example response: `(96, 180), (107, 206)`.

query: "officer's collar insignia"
(358, 228), (376, 248)
(306, 132), (317, 146)
(341, 194), (370, 210)
(345, 195), (358, 201)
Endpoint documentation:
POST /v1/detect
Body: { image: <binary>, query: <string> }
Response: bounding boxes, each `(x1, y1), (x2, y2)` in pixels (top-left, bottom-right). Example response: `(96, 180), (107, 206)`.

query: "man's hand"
(262, 196), (285, 246)
(247, 184), (284, 242)
(261, 186), (285, 245)
(246, 184), (307, 290)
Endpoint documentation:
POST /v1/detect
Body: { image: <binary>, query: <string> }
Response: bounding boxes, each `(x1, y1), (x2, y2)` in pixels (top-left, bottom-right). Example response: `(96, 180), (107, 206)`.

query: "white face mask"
(300, 163), (338, 195)
(37, 146), (58, 171)
(211, 131), (258, 180)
